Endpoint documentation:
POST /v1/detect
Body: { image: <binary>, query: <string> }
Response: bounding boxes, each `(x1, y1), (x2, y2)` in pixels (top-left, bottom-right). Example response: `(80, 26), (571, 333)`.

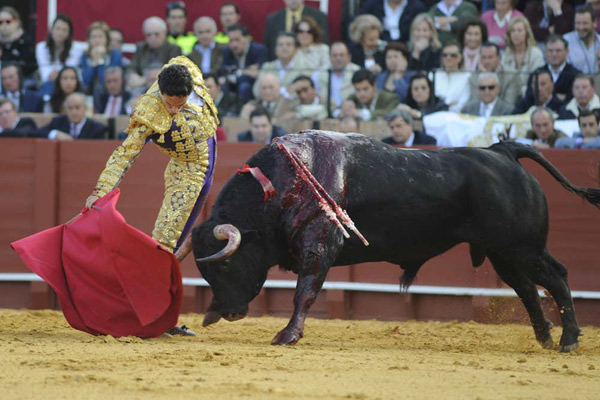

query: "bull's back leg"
(271, 217), (344, 345)
(530, 250), (581, 352)
(487, 250), (554, 350)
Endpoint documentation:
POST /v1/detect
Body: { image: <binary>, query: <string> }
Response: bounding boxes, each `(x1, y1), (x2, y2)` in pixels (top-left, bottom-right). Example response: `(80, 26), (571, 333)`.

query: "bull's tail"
(499, 141), (600, 208)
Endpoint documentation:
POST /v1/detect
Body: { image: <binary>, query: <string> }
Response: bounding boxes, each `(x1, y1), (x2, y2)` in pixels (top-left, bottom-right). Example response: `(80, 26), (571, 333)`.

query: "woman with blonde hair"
(79, 21), (123, 95)
(502, 16), (544, 79)
(349, 14), (386, 75)
(407, 13), (441, 72)
(293, 16), (330, 70)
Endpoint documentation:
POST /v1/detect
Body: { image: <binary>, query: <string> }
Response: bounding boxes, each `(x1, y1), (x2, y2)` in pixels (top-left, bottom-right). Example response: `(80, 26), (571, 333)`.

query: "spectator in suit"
(523, 0), (574, 43)
(467, 42), (521, 105)
(526, 106), (567, 147)
(457, 20), (488, 72)
(219, 24), (268, 104)
(407, 13), (442, 71)
(0, 98), (37, 137)
(512, 69), (564, 114)
(204, 72), (240, 117)
(376, 42), (414, 102)
(188, 17), (223, 75)
(293, 16), (330, 70)
(480, 0), (523, 49)
(382, 109), (436, 146)
(288, 75), (328, 120)
(0, 7), (37, 80)
(254, 32), (310, 99)
(80, 21), (124, 96)
(356, 0), (426, 43)
(563, 5), (600, 74)
(46, 66), (82, 114)
(0, 63), (44, 112)
(525, 35), (580, 103)
(555, 108), (600, 148)
(237, 107), (287, 143)
(461, 72), (513, 116)
(313, 42), (361, 110)
(37, 92), (108, 140)
(128, 17), (181, 90)
(349, 14), (386, 75)
(501, 16), (545, 81)
(263, 0), (330, 60)
(165, 1), (197, 56)
(215, 3), (241, 45)
(95, 66), (131, 116)
(341, 69), (400, 121)
(427, 0), (478, 46)
(558, 74), (600, 119)
(240, 73), (294, 126)
(35, 14), (86, 96)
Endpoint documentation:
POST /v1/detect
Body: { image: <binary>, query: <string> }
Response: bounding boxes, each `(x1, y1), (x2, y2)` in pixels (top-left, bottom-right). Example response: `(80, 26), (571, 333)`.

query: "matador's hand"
(85, 195), (99, 209)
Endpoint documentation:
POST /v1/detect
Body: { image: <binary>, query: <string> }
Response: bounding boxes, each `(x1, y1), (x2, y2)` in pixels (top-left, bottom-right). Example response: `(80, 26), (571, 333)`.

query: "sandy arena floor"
(0, 309), (598, 400)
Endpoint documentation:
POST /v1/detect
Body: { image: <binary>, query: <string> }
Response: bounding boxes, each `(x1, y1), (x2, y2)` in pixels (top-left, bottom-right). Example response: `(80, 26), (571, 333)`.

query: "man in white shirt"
(313, 42), (361, 110)
(563, 5), (600, 74)
(461, 72), (513, 117)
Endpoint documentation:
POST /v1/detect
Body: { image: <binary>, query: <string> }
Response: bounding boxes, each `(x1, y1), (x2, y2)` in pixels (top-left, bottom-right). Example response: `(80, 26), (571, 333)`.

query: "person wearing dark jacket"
(237, 107), (287, 143)
(219, 24), (268, 103)
(382, 109), (436, 146)
(0, 98), (37, 137)
(0, 64), (44, 112)
(36, 93), (108, 140)
(357, 0), (426, 43)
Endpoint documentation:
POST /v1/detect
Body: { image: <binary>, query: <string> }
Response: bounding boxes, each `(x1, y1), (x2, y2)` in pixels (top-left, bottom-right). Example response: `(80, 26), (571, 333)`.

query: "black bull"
(192, 131), (600, 351)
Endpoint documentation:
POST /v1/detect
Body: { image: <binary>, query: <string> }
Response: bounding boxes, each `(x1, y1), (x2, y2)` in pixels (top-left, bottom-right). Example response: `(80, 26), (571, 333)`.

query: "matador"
(85, 56), (218, 255)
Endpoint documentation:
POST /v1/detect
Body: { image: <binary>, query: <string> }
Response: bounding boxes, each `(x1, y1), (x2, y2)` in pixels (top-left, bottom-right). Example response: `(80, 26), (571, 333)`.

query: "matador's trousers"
(152, 136), (216, 252)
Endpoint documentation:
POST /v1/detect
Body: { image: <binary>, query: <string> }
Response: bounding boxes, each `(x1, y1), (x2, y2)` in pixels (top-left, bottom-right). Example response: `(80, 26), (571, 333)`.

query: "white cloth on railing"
(423, 111), (579, 147)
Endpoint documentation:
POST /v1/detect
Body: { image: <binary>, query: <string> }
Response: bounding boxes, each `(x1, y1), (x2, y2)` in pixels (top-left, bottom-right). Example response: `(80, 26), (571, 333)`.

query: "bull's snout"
(223, 312), (247, 322)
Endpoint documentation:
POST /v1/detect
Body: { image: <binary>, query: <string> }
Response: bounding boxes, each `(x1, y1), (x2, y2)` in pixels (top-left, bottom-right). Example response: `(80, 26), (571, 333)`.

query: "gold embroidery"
(91, 56), (219, 251)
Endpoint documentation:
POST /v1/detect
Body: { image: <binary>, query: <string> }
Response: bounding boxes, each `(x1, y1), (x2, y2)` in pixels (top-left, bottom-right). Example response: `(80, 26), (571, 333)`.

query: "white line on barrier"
(3, 273), (599, 299)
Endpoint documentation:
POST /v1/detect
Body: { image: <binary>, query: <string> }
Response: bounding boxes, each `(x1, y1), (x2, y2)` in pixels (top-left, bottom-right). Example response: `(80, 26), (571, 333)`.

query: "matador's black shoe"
(167, 325), (196, 337)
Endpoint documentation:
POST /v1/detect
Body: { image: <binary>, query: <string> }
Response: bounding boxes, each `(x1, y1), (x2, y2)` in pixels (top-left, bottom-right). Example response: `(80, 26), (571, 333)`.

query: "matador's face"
(161, 93), (189, 116)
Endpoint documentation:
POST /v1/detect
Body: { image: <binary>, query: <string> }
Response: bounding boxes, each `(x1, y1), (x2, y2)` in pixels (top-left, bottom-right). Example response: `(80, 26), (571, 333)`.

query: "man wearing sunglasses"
(461, 72), (513, 117)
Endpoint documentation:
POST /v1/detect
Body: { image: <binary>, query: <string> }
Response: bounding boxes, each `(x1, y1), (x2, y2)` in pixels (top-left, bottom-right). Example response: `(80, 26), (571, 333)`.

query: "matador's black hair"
(158, 64), (194, 97)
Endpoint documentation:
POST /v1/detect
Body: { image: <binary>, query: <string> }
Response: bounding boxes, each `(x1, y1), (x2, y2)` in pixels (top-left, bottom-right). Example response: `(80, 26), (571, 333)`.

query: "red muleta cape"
(10, 189), (182, 338)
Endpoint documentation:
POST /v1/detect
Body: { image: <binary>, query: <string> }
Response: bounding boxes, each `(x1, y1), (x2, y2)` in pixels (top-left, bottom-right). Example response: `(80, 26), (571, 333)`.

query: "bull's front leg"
(271, 222), (343, 345)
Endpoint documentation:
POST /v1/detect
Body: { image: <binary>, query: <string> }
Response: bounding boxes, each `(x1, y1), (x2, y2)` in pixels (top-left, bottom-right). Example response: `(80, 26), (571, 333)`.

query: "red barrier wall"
(1, 139), (599, 326)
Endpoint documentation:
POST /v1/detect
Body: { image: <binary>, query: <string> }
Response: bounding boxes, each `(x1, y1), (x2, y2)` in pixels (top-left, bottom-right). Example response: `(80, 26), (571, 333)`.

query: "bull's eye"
(220, 259), (230, 273)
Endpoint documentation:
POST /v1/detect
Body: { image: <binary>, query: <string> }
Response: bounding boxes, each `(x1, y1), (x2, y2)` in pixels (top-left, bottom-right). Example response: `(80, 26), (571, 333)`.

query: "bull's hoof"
(539, 337), (554, 350)
(271, 329), (303, 345)
(559, 342), (579, 353)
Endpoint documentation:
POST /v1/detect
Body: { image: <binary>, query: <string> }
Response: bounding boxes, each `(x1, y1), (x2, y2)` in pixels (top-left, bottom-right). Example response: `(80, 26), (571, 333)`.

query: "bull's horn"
(195, 224), (241, 263)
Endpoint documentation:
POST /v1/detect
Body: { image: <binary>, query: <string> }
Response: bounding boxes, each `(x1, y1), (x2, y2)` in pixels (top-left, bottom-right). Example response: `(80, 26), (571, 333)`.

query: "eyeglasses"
(145, 32), (161, 37)
(0, 19), (15, 25)
(442, 53), (459, 58)
(297, 28), (311, 34)
(478, 85), (497, 91)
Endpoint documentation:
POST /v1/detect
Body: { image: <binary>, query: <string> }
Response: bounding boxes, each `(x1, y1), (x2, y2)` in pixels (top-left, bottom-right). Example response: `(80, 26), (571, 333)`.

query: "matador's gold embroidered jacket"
(91, 56), (219, 251)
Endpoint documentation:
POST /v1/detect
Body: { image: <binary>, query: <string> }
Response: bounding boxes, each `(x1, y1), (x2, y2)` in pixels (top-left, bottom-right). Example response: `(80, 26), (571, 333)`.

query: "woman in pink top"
(481, 0), (523, 49)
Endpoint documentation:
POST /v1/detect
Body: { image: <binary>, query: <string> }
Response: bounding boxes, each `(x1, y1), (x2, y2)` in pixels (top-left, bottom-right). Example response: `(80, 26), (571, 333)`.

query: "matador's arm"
(91, 121), (153, 198)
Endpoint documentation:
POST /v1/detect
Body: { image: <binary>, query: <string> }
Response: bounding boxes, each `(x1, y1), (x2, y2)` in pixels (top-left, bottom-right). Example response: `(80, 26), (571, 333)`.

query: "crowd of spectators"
(1, 0), (600, 149)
